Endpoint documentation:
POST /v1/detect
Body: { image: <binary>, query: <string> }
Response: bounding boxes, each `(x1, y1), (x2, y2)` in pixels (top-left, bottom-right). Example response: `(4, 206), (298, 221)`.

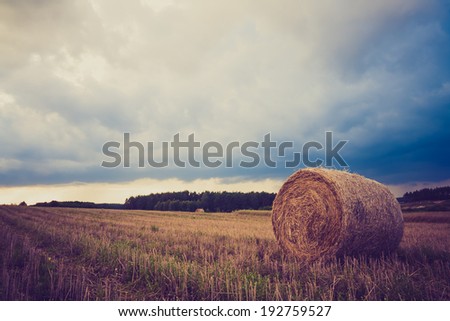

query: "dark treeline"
(402, 186), (450, 202)
(124, 191), (276, 212)
(34, 201), (124, 210)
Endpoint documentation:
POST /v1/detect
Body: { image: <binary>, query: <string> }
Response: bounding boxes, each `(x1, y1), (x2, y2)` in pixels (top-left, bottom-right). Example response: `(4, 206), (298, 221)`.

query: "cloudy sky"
(1, 0), (450, 204)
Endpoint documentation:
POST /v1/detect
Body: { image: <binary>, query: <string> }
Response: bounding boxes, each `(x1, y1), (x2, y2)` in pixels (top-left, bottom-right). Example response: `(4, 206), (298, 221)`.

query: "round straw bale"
(272, 168), (403, 261)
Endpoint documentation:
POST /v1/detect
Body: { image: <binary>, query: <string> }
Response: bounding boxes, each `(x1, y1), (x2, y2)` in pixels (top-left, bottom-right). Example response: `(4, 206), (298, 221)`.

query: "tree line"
(34, 201), (124, 209)
(402, 186), (450, 202)
(124, 191), (276, 212)
(33, 185), (450, 212)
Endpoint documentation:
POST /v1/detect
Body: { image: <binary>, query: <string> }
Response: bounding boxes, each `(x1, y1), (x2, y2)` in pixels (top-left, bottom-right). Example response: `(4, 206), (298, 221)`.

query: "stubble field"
(0, 206), (449, 300)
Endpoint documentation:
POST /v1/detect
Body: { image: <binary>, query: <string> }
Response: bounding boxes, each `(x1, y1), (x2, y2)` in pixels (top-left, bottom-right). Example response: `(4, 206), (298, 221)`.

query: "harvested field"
(0, 206), (449, 300)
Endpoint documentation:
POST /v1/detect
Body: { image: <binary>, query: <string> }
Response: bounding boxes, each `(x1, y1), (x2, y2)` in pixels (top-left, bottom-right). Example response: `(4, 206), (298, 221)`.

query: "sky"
(1, 0), (450, 204)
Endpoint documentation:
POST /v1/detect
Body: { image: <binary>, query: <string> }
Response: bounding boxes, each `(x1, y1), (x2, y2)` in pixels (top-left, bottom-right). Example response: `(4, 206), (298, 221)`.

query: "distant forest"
(402, 186), (450, 202)
(124, 191), (276, 212)
(34, 201), (123, 209)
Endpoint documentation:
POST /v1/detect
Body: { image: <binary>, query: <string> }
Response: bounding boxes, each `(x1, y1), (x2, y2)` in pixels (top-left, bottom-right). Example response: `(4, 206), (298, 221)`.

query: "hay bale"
(272, 168), (403, 261)
(195, 208), (205, 213)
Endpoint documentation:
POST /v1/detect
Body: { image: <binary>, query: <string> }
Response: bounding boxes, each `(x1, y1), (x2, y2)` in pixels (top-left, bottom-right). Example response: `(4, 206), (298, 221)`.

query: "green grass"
(0, 205), (449, 300)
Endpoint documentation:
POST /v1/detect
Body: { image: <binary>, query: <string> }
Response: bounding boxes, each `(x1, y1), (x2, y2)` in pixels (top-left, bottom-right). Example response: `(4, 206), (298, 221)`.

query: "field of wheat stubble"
(0, 206), (449, 300)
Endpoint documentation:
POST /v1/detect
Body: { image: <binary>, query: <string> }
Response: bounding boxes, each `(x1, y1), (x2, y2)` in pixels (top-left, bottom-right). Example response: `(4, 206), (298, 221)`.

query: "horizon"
(3, 178), (450, 206)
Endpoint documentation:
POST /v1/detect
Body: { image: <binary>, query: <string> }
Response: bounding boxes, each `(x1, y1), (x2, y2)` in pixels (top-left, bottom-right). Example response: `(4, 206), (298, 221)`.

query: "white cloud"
(52, 48), (110, 88)
(0, 90), (86, 157)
